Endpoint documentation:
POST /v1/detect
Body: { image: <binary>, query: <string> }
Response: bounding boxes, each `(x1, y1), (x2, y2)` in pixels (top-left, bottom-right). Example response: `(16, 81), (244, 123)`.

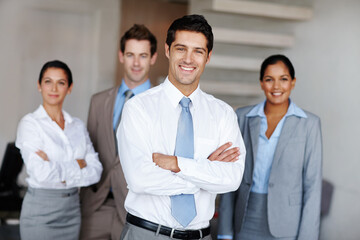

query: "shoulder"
(127, 84), (162, 109)
(91, 86), (118, 102)
(199, 90), (235, 114)
(18, 112), (37, 128)
(235, 105), (257, 119)
(303, 109), (321, 123)
(70, 116), (86, 128)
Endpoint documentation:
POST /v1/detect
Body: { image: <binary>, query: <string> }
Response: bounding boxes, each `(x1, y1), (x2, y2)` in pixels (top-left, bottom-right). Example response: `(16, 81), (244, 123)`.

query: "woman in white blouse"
(16, 60), (103, 240)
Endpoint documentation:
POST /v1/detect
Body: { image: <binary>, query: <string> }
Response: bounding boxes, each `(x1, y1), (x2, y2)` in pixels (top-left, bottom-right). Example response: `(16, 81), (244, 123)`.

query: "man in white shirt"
(117, 14), (246, 240)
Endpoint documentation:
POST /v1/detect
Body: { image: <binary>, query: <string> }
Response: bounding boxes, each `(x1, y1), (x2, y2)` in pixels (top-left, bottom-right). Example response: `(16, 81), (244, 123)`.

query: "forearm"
(64, 154), (103, 187)
(121, 151), (199, 195)
(21, 149), (65, 184)
(177, 156), (244, 193)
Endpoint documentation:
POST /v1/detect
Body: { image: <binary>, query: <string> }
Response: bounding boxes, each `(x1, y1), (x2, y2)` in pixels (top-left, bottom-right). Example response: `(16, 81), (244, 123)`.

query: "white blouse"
(16, 105), (103, 189)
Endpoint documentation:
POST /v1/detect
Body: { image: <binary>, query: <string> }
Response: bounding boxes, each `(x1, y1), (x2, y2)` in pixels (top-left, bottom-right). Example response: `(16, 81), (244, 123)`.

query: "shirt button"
(268, 183), (274, 188)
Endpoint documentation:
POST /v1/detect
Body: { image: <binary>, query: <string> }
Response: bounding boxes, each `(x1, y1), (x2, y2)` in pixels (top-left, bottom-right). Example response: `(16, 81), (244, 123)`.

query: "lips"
(48, 94), (59, 98)
(131, 68), (142, 73)
(179, 65), (196, 72)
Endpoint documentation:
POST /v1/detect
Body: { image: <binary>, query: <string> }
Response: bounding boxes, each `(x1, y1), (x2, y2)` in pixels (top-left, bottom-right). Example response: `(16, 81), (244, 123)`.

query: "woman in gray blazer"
(217, 54), (322, 240)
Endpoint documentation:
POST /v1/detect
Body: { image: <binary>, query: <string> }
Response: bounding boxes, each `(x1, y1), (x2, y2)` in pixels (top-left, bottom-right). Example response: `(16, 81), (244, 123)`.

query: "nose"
(184, 51), (193, 64)
(51, 83), (57, 91)
(133, 56), (140, 66)
(273, 79), (280, 89)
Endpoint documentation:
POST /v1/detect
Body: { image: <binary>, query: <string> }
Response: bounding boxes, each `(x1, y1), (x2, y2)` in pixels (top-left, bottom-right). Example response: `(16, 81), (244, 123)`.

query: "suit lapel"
(104, 86), (119, 157)
(249, 116), (261, 166)
(272, 116), (300, 166)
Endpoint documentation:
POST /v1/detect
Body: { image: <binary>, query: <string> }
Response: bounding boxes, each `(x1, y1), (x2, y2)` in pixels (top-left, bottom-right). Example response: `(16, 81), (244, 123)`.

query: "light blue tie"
(171, 97), (197, 227)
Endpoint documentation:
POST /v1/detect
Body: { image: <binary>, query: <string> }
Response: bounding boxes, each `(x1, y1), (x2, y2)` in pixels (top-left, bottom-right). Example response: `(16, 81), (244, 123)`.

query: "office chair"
(0, 142), (24, 212)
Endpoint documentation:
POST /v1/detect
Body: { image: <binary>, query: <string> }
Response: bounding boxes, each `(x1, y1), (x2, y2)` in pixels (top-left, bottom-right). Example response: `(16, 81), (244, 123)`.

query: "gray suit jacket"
(218, 104), (322, 240)
(79, 86), (128, 230)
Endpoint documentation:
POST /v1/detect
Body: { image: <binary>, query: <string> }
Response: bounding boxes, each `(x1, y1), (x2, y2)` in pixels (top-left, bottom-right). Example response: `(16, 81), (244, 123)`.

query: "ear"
(67, 83), (74, 95)
(118, 51), (124, 63)
(165, 43), (170, 59)
(259, 80), (265, 91)
(150, 52), (158, 65)
(37, 82), (41, 92)
(206, 50), (212, 64)
(291, 77), (296, 90)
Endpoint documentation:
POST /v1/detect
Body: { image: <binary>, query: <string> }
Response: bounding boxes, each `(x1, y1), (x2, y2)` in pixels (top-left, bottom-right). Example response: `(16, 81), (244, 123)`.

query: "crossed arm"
(153, 142), (240, 173)
(36, 150), (87, 169)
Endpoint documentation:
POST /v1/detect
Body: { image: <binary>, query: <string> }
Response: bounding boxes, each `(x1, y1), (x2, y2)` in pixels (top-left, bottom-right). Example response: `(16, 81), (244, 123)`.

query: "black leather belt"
(126, 213), (210, 239)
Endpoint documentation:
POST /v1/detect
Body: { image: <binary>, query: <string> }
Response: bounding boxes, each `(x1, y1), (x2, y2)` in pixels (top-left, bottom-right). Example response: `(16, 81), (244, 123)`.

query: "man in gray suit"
(79, 24), (158, 240)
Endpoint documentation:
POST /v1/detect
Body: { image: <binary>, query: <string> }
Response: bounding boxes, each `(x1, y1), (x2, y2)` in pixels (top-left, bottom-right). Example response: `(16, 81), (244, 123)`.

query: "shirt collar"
(34, 104), (73, 123)
(163, 77), (200, 109)
(118, 79), (151, 96)
(246, 99), (307, 118)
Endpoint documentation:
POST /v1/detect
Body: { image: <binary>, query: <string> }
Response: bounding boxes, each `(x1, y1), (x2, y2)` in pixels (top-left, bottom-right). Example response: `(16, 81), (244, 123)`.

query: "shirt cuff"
(217, 235), (233, 239)
(176, 156), (196, 175)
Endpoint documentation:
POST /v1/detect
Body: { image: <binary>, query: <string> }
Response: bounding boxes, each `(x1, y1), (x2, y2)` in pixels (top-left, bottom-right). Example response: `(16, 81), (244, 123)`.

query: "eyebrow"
(173, 44), (206, 52)
(264, 74), (290, 78)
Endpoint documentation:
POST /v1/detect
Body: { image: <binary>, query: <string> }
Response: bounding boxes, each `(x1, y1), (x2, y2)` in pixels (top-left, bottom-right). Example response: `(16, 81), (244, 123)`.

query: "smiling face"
(119, 39), (157, 89)
(260, 61), (296, 106)
(38, 67), (72, 108)
(165, 30), (212, 96)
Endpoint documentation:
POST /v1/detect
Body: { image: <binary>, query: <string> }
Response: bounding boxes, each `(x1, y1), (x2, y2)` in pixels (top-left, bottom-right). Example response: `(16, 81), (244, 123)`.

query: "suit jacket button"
(268, 183), (274, 188)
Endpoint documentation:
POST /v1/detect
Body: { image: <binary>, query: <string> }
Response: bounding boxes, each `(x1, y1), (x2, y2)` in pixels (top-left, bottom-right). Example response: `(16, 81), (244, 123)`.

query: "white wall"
(285, 0), (360, 239)
(0, 0), (120, 173)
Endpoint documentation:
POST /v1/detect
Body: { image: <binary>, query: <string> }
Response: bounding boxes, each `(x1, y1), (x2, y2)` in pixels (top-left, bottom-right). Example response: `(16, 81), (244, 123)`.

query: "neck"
(42, 103), (64, 123)
(168, 77), (198, 97)
(123, 77), (147, 90)
(264, 99), (289, 117)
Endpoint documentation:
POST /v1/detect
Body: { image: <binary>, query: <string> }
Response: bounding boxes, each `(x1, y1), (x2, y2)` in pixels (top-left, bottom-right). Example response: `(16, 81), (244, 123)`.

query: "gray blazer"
(218, 104), (322, 240)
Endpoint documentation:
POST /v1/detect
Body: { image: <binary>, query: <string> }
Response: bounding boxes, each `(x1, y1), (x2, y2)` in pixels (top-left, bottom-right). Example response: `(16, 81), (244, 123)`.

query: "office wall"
(284, 0), (360, 239)
(0, 0), (120, 177)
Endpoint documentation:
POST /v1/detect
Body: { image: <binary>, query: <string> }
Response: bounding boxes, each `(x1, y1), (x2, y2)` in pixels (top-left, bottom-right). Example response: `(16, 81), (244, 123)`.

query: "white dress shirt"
(117, 77), (246, 230)
(16, 105), (103, 189)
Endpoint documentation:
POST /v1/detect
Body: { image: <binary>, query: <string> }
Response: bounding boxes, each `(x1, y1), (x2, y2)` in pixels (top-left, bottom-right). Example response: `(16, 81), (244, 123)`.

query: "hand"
(208, 142), (240, 162)
(76, 159), (87, 169)
(36, 150), (49, 161)
(152, 153), (180, 173)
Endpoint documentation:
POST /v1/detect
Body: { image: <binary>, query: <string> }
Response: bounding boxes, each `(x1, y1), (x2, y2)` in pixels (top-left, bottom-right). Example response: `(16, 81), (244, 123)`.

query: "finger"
(222, 151), (240, 162)
(213, 147), (239, 162)
(36, 150), (48, 161)
(217, 147), (239, 161)
(208, 142), (232, 160)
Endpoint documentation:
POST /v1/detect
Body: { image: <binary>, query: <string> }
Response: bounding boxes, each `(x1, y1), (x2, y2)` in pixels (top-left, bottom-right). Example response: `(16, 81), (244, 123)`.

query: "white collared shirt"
(16, 105), (103, 189)
(117, 77), (246, 230)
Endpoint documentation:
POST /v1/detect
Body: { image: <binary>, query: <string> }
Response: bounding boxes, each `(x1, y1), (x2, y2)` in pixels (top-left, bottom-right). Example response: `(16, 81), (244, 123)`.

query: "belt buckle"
(170, 228), (175, 239)
(198, 229), (203, 239)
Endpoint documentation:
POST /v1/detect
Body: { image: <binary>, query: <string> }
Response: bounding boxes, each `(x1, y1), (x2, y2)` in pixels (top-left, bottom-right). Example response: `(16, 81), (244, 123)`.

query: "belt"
(126, 213), (210, 239)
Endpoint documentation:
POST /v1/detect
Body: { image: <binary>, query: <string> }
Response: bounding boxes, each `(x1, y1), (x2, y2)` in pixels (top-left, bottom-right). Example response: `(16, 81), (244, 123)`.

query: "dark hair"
(38, 60), (73, 87)
(260, 54), (295, 81)
(166, 14), (213, 54)
(120, 24), (157, 56)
